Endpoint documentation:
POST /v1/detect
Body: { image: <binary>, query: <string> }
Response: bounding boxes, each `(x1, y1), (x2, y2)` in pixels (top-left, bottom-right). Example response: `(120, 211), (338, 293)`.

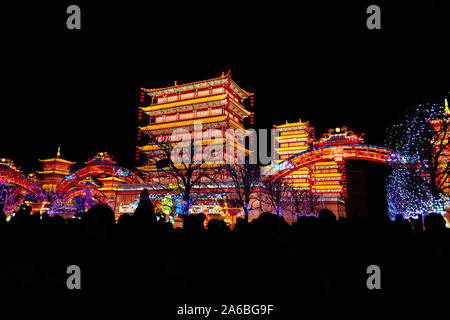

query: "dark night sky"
(1, 1), (449, 174)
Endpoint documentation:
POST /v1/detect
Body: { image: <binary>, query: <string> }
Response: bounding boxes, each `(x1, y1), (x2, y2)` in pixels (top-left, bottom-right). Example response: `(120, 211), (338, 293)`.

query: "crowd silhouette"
(0, 189), (449, 303)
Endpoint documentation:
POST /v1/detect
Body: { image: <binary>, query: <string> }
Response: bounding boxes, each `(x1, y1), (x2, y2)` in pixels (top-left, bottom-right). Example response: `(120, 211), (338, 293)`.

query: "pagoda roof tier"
(139, 138), (229, 151)
(228, 97), (252, 117)
(37, 170), (71, 175)
(141, 74), (253, 100)
(141, 93), (251, 118)
(276, 146), (309, 152)
(139, 115), (246, 134)
(137, 162), (233, 173)
(139, 139), (250, 155)
(97, 176), (126, 183)
(38, 157), (75, 165)
(276, 133), (309, 140)
(136, 165), (157, 172)
(274, 119), (309, 130)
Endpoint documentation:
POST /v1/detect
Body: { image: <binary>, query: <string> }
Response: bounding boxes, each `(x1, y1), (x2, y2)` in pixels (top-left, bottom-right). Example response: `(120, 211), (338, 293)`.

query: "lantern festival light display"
(386, 100), (449, 220)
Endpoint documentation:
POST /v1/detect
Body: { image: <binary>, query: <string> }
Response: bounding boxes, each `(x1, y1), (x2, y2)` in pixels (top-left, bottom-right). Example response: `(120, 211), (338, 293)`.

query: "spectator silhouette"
(12, 204), (33, 225)
(134, 188), (156, 225)
(117, 213), (133, 226)
(207, 219), (229, 233)
(1, 193), (450, 300)
(183, 214), (204, 232)
(233, 217), (248, 232)
(84, 203), (115, 225)
(41, 211), (50, 224)
(318, 208), (336, 225)
(424, 212), (447, 233)
(50, 214), (65, 225)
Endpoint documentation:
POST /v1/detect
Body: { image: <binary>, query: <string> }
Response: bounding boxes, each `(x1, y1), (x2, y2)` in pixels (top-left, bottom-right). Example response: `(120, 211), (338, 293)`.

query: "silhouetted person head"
(424, 212), (446, 233)
(183, 214), (204, 232)
(84, 204), (115, 225)
(32, 211), (40, 221)
(134, 188), (156, 224)
(207, 218), (220, 232)
(234, 217), (247, 232)
(138, 189), (153, 207)
(41, 212), (50, 223)
(254, 212), (282, 236)
(118, 213), (133, 226)
(13, 204), (33, 224)
(50, 214), (65, 225)
(318, 209), (336, 225)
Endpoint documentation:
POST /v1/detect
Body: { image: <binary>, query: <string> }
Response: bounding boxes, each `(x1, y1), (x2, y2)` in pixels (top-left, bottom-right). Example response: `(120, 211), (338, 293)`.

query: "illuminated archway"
(266, 144), (393, 180)
(262, 126), (394, 219)
(0, 159), (46, 213)
(57, 153), (143, 194)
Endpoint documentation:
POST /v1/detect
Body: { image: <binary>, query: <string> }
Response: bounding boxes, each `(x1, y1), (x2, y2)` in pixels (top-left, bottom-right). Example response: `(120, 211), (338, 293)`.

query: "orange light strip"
(313, 173), (342, 178)
(140, 115), (228, 131)
(99, 187), (118, 191)
(276, 146), (309, 152)
(142, 94), (228, 112)
(313, 161), (338, 166)
(276, 134), (309, 140)
(97, 177), (126, 182)
(38, 158), (75, 164)
(37, 170), (70, 175)
(314, 185), (342, 190)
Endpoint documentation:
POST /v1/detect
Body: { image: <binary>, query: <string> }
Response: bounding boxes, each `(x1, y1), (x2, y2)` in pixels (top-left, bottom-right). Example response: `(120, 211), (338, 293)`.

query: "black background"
(1, 1), (449, 172)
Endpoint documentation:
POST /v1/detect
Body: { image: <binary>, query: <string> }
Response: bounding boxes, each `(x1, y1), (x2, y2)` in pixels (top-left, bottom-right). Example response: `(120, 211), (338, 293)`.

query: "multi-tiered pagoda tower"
(38, 147), (75, 191)
(138, 72), (253, 181)
(114, 73), (255, 219)
(273, 120), (312, 189)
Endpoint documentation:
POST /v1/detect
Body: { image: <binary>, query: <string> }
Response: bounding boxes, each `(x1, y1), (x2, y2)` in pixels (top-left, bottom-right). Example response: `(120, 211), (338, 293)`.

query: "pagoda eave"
(37, 170), (71, 175)
(142, 75), (253, 100)
(38, 158), (76, 165)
